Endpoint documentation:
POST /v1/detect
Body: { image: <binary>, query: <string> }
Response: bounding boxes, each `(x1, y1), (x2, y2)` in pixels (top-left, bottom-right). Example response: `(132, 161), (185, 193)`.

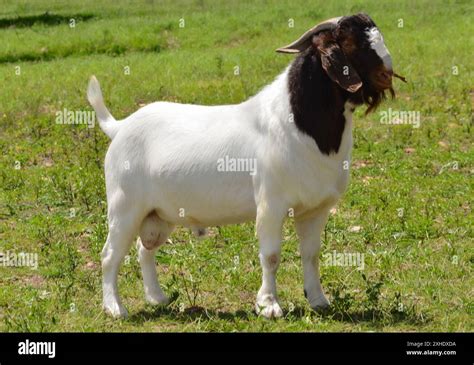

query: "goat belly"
(144, 168), (258, 226)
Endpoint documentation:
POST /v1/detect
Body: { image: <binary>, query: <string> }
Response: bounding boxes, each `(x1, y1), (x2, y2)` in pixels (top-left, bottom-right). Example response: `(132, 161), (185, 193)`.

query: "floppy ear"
(314, 35), (362, 93)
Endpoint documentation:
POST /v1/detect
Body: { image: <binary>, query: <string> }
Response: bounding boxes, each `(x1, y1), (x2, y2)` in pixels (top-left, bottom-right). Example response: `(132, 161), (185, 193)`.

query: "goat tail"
(87, 76), (120, 139)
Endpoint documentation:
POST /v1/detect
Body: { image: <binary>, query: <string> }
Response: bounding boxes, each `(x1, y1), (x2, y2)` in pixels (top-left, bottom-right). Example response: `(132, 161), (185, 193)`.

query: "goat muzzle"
(374, 68), (393, 90)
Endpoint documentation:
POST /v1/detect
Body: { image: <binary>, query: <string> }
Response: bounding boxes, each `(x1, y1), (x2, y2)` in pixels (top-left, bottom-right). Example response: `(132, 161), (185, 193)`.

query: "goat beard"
(363, 72), (406, 114)
(363, 84), (395, 115)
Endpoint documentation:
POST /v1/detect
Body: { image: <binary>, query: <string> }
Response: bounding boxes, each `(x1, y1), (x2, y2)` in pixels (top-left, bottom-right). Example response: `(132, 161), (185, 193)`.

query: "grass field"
(0, 0), (472, 332)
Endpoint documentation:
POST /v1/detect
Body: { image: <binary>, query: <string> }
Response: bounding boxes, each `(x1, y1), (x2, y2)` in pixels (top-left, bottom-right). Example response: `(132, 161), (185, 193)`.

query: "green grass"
(0, 0), (472, 332)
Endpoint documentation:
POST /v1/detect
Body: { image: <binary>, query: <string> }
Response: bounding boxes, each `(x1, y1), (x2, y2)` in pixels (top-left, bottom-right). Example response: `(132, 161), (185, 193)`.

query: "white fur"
(87, 68), (353, 318)
(366, 27), (392, 70)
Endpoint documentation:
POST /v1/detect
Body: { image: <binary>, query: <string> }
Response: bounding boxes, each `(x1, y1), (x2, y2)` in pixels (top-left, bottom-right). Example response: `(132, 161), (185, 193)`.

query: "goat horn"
(276, 16), (342, 54)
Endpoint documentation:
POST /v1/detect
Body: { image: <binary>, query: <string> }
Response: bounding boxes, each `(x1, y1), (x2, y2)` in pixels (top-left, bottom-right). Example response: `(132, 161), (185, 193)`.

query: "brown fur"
(287, 13), (396, 154)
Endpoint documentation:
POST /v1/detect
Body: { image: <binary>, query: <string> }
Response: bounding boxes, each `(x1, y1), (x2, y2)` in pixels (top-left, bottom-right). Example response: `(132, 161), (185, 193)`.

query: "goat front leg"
(295, 210), (331, 311)
(255, 202), (286, 319)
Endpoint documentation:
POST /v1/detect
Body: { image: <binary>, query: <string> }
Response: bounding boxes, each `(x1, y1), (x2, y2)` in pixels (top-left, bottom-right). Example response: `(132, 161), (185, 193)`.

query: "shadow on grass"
(129, 306), (252, 324)
(0, 12), (94, 28)
(126, 287), (429, 326)
(288, 305), (429, 327)
(0, 45), (162, 64)
(127, 291), (253, 324)
(128, 302), (428, 327)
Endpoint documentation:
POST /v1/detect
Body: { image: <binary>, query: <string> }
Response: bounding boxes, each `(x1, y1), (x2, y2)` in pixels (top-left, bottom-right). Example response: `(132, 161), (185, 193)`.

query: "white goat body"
(87, 68), (352, 318)
(87, 12), (397, 319)
(89, 70), (351, 226)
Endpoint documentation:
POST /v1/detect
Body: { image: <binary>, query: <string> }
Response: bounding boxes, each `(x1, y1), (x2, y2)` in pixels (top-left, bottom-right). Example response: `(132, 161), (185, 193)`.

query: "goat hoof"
(104, 303), (128, 319)
(256, 302), (283, 319)
(310, 294), (330, 313)
(146, 294), (170, 306)
(255, 295), (283, 319)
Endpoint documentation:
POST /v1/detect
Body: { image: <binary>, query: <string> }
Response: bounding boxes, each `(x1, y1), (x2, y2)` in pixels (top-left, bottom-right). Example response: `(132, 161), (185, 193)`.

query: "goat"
(87, 13), (403, 318)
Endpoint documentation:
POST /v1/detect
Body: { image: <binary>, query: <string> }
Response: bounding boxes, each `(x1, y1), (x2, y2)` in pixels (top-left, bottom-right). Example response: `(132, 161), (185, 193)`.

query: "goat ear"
(315, 37), (362, 93)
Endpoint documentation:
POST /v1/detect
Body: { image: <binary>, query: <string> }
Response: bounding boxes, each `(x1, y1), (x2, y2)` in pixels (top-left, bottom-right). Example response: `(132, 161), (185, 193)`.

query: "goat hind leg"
(138, 235), (172, 306)
(102, 211), (139, 318)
